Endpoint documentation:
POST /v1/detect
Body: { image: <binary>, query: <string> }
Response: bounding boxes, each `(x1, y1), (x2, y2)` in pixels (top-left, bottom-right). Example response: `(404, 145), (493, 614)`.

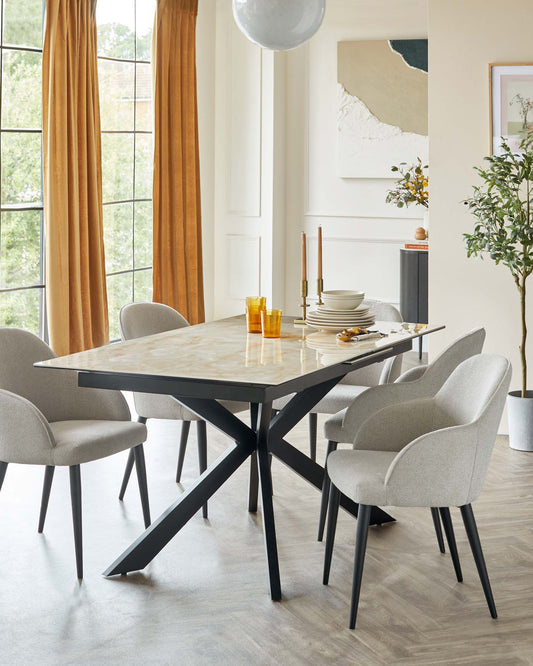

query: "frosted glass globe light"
(232, 0), (326, 51)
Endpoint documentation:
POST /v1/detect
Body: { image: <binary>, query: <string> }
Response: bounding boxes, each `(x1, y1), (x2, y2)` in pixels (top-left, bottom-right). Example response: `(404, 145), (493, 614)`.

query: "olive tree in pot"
(464, 133), (533, 450)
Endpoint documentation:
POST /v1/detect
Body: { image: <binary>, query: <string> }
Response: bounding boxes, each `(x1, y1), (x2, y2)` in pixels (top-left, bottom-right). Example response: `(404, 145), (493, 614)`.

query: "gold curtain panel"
(152, 0), (205, 324)
(42, 0), (109, 356)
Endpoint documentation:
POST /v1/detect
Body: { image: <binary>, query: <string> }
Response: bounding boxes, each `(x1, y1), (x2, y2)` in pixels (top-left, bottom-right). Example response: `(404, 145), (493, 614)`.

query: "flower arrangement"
(385, 157), (429, 208)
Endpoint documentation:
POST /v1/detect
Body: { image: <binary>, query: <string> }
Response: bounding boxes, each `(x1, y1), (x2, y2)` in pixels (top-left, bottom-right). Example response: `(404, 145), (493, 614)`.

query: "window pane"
(1, 132), (42, 205)
(107, 272), (133, 341)
(103, 203), (133, 274)
(97, 1), (135, 59)
(0, 210), (41, 288)
(2, 51), (42, 129)
(135, 63), (152, 131)
(134, 202), (152, 268)
(102, 133), (134, 202)
(99, 60), (135, 131)
(135, 133), (153, 199)
(3, 0), (43, 48)
(136, 0), (156, 61)
(134, 268), (152, 303)
(0, 287), (41, 334)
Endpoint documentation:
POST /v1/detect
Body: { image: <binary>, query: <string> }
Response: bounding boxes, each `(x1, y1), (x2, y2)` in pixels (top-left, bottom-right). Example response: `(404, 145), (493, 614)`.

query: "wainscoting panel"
(226, 235), (261, 305)
(227, 26), (262, 217)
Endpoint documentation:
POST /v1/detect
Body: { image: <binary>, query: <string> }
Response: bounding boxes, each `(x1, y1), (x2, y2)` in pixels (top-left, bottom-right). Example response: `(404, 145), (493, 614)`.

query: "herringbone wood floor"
(1, 361), (533, 664)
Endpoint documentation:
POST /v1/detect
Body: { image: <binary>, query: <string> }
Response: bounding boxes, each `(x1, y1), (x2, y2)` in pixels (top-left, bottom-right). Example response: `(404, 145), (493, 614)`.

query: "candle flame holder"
(294, 279), (309, 325)
(317, 277), (324, 305)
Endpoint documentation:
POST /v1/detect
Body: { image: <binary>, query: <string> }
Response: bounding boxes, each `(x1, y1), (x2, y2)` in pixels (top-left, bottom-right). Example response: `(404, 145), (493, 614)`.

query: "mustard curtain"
(152, 0), (205, 324)
(42, 0), (108, 356)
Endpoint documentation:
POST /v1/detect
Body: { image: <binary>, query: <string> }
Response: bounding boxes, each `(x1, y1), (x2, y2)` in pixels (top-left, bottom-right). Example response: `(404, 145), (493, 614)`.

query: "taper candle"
(301, 232), (307, 280)
(317, 225), (322, 279)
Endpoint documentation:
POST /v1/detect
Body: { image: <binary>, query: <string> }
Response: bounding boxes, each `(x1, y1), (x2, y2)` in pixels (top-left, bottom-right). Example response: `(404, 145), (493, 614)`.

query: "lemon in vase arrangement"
(385, 157), (429, 250)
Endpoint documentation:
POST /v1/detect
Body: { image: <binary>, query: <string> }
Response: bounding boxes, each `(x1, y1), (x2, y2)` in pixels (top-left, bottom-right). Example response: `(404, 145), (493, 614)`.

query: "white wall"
(429, 0), (533, 398)
(284, 0), (428, 316)
(203, 0), (428, 320)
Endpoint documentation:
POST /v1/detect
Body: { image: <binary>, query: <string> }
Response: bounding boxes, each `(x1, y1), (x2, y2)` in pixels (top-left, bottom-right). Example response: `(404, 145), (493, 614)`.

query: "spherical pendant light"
(232, 0), (326, 51)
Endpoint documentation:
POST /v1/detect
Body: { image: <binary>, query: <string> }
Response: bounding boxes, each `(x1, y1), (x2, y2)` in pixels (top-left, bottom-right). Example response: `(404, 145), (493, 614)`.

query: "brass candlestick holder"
(317, 277), (324, 305)
(294, 279), (308, 325)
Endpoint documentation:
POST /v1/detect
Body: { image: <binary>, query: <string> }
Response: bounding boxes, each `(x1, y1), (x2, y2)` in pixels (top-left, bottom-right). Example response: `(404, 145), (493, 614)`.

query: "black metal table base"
(103, 377), (395, 599)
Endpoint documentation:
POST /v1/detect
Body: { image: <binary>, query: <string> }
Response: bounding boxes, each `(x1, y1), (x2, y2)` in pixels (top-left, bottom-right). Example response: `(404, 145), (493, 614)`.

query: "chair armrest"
(384, 422), (480, 507)
(395, 365), (427, 383)
(352, 398), (441, 451)
(341, 375), (446, 440)
(0, 389), (55, 464)
(33, 367), (131, 423)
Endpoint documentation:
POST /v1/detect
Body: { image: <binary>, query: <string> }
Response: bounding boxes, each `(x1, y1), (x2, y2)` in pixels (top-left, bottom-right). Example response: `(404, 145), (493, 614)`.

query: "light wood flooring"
(1, 355), (533, 665)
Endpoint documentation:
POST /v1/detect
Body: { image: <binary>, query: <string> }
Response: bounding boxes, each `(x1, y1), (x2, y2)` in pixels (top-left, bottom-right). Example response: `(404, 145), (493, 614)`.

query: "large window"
(0, 0), (156, 342)
(0, 0), (44, 336)
(97, 0), (155, 341)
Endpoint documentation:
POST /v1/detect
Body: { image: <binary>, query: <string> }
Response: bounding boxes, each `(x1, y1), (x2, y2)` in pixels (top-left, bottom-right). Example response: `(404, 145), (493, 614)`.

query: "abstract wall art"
(337, 39), (428, 178)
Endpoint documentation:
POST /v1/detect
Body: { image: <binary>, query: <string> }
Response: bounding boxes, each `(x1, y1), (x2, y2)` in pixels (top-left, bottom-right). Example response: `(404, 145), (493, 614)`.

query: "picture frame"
(490, 63), (533, 155)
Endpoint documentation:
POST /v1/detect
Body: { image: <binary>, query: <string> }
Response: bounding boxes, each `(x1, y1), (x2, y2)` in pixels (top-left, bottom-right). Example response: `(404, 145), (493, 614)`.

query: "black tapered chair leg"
(431, 507), (446, 553)
(460, 503), (497, 618)
(349, 503), (371, 629)
(175, 421), (191, 483)
(38, 466), (55, 533)
(69, 465), (83, 579)
(133, 444), (151, 528)
(309, 412), (318, 462)
(0, 461), (7, 491)
(119, 416), (146, 500)
(248, 403), (259, 512)
(317, 440), (338, 542)
(439, 507), (463, 582)
(196, 421), (208, 518)
(323, 484), (341, 585)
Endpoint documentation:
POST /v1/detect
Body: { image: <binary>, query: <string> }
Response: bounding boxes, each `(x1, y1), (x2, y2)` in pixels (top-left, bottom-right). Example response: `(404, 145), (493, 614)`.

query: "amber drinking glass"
(246, 296), (266, 333)
(261, 309), (282, 338)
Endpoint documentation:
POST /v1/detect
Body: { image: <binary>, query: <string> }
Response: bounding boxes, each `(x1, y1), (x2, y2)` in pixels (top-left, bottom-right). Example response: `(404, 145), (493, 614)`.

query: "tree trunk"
(520, 279), (527, 398)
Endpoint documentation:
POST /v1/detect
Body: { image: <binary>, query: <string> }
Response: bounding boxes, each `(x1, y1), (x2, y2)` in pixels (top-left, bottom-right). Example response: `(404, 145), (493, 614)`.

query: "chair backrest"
(365, 299), (403, 324)
(435, 353), (512, 501)
(342, 300), (403, 387)
(0, 327), (129, 423)
(119, 302), (189, 341)
(396, 327), (486, 392)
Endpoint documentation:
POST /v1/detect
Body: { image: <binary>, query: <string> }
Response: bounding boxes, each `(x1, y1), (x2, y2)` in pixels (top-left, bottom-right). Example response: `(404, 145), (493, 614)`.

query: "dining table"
(36, 315), (444, 600)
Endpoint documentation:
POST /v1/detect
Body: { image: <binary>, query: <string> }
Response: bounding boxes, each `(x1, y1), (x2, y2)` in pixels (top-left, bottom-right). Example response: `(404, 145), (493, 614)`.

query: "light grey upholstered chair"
(318, 327), (486, 543)
(323, 353), (511, 629)
(273, 300), (404, 461)
(0, 328), (150, 579)
(118, 302), (247, 518)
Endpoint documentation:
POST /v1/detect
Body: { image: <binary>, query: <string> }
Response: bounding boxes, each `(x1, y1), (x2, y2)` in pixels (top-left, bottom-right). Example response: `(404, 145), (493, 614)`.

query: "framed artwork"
(337, 39), (428, 178)
(490, 63), (533, 155)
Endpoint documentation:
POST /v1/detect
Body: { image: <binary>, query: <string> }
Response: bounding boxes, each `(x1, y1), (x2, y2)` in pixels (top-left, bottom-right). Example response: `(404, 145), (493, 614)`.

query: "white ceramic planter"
(507, 390), (533, 451)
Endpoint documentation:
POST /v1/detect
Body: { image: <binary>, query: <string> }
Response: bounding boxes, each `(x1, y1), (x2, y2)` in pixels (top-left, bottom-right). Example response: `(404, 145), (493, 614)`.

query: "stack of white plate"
(306, 304), (375, 332)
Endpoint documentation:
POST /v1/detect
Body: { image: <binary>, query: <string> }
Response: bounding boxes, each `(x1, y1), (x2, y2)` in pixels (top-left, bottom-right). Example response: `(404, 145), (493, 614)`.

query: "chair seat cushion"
(273, 385), (368, 416)
(134, 392), (247, 421)
(327, 449), (396, 506)
(49, 420), (147, 466)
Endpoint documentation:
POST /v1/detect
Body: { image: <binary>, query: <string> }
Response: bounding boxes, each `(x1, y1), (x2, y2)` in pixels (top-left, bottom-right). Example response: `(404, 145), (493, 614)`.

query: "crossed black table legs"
(103, 378), (395, 599)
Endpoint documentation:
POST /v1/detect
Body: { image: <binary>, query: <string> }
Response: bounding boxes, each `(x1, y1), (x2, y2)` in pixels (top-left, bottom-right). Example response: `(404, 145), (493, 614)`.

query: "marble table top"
(37, 316), (444, 388)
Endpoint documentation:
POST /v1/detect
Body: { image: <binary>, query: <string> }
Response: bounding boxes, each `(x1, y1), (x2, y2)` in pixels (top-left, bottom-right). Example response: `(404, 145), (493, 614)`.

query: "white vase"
(507, 390), (533, 451)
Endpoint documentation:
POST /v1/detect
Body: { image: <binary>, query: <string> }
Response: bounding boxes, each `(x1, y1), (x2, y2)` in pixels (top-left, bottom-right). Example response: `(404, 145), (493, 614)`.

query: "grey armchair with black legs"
(322, 353), (511, 629)
(318, 327), (486, 548)
(118, 302), (248, 518)
(0, 328), (150, 579)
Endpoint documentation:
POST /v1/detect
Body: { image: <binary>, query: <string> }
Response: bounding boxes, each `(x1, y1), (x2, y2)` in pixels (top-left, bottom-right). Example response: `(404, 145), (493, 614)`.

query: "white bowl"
(321, 290), (364, 310)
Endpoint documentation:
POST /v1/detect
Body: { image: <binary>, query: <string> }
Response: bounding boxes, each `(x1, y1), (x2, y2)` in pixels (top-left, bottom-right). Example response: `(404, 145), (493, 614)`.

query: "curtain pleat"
(42, 0), (108, 356)
(152, 0), (205, 324)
